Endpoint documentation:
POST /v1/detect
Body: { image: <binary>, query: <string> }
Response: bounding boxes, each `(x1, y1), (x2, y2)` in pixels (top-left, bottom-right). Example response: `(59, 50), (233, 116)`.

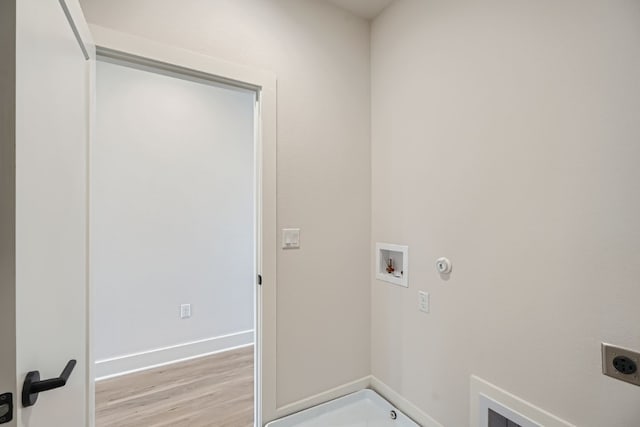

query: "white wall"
(371, 1), (640, 426)
(92, 59), (255, 375)
(80, 0), (372, 406)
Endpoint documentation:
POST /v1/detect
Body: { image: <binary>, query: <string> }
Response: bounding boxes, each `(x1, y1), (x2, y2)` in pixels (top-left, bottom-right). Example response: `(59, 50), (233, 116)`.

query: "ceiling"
(325, 0), (396, 20)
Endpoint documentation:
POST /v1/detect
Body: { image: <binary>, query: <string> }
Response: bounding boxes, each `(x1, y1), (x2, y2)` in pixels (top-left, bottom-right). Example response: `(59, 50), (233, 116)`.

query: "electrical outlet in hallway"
(180, 304), (192, 319)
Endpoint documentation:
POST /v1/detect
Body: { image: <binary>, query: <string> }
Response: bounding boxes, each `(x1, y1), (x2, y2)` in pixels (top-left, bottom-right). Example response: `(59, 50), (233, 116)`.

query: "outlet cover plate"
(180, 304), (192, 319)
(602, 343), (640, 387)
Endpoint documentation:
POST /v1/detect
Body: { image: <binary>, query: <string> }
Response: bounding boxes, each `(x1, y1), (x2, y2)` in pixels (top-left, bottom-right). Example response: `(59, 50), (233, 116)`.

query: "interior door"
(9, 0), (92, 426)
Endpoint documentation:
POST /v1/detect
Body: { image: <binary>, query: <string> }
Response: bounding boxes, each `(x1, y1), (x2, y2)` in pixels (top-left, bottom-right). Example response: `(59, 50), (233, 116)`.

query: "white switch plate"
(180, 304), (191, 319)
(282, 228), (300, 249)
(418, 291), (429, 313)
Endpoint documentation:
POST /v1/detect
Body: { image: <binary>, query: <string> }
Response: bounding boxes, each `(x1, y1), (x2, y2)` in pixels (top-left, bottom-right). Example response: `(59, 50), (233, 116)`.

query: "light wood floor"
(96, 346), (254, 427)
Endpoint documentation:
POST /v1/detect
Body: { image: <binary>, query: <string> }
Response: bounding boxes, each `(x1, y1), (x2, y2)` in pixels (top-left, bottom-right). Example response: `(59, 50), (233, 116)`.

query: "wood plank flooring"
(96, 346), (254, 427)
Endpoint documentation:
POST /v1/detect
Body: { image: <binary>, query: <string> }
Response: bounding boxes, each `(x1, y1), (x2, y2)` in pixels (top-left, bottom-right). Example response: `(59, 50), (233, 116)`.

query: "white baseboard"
(370, 376), (444, 427)
(95, 329), (254, 381)
(275, 376), (371, 420)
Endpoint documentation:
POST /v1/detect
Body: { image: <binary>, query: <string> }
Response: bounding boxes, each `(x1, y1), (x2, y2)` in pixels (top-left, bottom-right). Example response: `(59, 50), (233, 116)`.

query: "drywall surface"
(371, 1), (640, 426)
(92, 59), (255, 368)
(80, 0), (372, 407)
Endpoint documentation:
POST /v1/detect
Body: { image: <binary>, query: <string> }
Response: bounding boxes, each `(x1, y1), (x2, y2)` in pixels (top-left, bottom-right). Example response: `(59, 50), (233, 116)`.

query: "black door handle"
(22, 360), (76, 407)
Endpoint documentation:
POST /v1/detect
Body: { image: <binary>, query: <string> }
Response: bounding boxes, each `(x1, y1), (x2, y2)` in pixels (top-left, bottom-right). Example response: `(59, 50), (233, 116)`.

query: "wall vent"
(489, 409), (522, 427)
(480, 395), (539, 427)
(471, 376), (575, 427)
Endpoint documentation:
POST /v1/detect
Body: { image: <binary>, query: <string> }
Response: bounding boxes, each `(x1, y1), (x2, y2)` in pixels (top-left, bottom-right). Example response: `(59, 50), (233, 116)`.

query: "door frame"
(86, 25), (277, 427)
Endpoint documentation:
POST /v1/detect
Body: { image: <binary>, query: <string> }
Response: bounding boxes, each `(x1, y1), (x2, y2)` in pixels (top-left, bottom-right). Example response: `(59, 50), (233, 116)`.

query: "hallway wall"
(92, 59), (255, 377)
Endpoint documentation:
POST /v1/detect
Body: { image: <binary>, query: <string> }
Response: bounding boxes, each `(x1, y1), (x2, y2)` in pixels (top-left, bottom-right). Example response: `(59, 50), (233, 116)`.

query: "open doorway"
(90, 53), (259, 426)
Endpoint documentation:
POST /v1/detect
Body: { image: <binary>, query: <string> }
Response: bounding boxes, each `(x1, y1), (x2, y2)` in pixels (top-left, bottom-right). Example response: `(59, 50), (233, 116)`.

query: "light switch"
(282, 228), (300, 249)
(418, 291), (429, 313)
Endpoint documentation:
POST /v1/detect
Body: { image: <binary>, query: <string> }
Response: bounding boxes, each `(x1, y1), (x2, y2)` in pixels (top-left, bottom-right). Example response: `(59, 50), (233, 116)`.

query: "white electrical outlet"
(418, 291), (429, 313)
(180, 304), (192, 319)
